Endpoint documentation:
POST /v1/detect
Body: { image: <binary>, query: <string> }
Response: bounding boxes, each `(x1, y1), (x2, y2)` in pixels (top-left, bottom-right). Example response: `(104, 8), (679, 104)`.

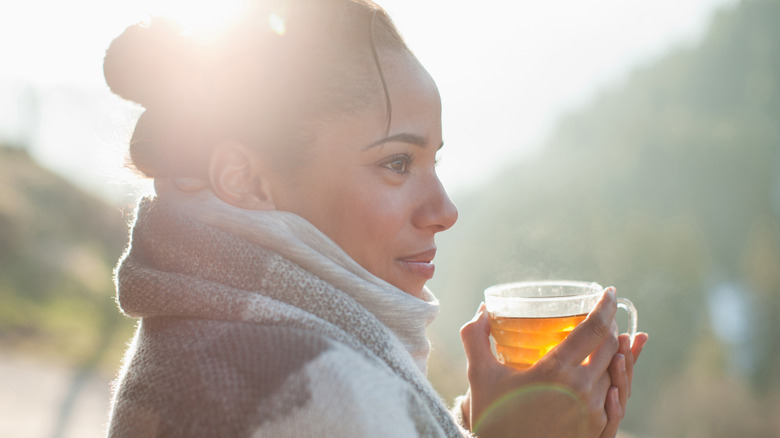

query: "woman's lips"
(399, 249), (436, 279)
(400, 260), (435, 279)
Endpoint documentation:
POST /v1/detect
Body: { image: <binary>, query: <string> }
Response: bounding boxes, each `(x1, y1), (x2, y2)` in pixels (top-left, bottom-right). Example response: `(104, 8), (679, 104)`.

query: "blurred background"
(1, 0), (778, 436)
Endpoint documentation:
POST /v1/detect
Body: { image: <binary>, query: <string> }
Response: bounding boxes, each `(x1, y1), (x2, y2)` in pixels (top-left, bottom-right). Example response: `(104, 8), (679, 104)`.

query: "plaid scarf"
(107, 182), (467, 437)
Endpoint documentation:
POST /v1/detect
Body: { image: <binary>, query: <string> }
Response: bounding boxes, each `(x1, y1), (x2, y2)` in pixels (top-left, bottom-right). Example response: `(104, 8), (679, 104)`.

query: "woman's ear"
(208, 141), (277, 210)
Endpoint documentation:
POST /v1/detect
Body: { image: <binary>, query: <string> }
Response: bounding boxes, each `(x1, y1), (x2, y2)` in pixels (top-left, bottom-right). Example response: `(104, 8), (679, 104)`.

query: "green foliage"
(428, 0), (780, 436)
(0, 145), (134, 369)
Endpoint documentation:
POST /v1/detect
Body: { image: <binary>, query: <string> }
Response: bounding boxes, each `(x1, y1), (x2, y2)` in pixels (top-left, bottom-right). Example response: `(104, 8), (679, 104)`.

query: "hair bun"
(103, 18), (193, 108)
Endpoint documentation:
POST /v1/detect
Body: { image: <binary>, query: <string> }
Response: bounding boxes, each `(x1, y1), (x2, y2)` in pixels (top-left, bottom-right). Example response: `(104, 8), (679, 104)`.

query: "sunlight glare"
(152, 0), (249, 42)
(269, 12), (286, 36)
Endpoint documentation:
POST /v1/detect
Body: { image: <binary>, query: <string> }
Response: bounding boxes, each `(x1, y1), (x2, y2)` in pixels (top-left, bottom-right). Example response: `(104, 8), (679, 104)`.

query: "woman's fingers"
(631, 332), (649, 364)
(551, 288), (619, 368)
(601, 350), (626, 438)
(460, 303), (498, 380)
(594, 370), (612, 423)
(617, 334), (634, 398)
(585, 319), (621, 378)
(609, 351), (628, 410)
(600, 387), (622, 438)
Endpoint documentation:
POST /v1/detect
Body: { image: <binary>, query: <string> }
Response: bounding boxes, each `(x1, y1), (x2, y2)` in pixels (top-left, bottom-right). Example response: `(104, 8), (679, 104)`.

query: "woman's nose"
(414, 174), (458, 232)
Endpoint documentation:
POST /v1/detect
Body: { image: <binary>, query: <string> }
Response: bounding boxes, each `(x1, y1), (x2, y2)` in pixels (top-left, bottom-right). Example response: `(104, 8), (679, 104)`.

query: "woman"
(104, 0), (647, 436)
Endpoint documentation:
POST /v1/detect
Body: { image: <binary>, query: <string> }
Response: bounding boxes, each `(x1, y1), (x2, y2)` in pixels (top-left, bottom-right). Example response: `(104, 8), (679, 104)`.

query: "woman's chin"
(396, 282), (426, 299)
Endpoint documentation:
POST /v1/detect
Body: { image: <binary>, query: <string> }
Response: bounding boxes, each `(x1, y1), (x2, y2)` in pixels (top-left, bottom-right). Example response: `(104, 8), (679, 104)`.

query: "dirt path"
(0, 352), (112, 438)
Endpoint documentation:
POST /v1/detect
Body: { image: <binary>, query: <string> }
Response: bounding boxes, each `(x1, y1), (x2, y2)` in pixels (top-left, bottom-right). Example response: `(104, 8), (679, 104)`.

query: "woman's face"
(270, 51), (458, 298)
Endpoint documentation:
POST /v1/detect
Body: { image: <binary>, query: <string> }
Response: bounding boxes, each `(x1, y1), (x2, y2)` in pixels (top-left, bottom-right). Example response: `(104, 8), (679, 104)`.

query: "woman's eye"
(383, 154), (412, 174)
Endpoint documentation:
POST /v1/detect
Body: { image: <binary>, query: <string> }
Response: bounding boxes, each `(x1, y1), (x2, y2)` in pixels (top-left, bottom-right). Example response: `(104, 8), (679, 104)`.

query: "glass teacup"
(484, 280), (637, 369)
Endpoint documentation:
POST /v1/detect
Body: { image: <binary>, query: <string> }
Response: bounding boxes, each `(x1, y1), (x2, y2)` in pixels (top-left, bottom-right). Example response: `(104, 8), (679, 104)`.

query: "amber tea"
(484, 281), (637, 369)
(488, 313), (587, 369)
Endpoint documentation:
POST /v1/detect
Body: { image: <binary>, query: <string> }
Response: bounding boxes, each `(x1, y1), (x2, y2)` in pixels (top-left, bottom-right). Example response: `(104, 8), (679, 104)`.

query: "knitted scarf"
(107, 181), (468, 437)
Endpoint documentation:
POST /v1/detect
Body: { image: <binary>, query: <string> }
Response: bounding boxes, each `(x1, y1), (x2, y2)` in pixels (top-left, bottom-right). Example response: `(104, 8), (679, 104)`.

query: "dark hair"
(103, 0), (409, 178)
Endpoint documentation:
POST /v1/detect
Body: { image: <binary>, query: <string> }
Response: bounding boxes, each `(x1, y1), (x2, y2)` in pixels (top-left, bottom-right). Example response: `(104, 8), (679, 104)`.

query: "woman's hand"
(603, 329), (649, 437)
(459, 288), (646, 438)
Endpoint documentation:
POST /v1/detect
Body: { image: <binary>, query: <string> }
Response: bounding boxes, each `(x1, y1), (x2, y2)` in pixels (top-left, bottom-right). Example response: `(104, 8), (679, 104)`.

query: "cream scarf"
(155, 178), (439, 373)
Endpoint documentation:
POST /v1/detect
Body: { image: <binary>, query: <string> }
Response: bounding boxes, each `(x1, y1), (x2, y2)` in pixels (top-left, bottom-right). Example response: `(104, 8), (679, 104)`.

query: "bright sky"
(0, 0), (737, 203)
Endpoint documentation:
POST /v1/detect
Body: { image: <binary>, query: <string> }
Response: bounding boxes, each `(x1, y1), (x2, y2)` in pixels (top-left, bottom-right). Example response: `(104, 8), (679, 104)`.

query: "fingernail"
(617, 353), (626, 371)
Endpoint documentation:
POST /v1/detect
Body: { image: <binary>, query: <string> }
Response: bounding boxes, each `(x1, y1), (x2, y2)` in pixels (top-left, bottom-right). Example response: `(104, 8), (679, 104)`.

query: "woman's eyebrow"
(363, 133), (430, 150)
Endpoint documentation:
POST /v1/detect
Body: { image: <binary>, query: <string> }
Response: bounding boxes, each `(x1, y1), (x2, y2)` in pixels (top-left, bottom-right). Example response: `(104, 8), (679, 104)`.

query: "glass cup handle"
(617, 297), (638, 347)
